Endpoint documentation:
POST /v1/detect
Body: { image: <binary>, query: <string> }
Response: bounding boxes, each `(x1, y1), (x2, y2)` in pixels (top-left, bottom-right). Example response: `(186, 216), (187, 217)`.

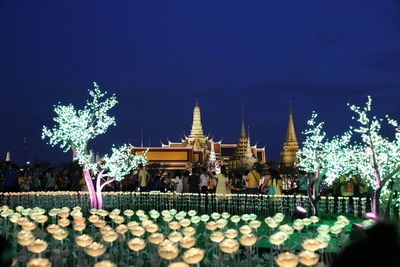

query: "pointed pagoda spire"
(281, 101), (299, 167)
(233, 107), (250, 159)
(285, 101), (297, 142)
(5, 151), (10, 162)
(245, 125), (253, 158)
(240, 107), (246, 138)
(190, 101), (204, 137)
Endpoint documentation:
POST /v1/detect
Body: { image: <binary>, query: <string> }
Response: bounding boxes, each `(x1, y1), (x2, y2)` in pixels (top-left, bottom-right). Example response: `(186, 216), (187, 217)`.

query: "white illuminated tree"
(297, 112), (354, 215)
(298, 97), (400, 216)
(42, 83), (147, 209)
(348, 96), (400, 215)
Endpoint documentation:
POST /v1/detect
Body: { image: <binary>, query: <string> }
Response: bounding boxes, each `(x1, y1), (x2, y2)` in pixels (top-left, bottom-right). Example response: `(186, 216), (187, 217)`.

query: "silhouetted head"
(331, 221), (400, 267)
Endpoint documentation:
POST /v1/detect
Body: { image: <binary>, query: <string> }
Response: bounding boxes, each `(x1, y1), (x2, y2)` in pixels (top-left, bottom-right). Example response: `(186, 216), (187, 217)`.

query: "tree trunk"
(307, 174), (318, 216)
(95, 171), (115, 210)
(372, 168), (381, 216)
(374, 189), (381, 216)
(83, 170), (98, 209)
(307, 190), (318, 217)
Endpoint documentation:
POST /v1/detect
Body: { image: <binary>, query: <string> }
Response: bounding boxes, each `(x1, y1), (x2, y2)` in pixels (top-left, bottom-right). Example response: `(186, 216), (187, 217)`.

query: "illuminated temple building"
(131, 102), (266, 170)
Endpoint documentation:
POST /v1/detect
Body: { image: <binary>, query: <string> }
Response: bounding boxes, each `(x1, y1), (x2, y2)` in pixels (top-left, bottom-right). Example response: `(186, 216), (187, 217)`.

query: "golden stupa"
(280, 102), (299, 167)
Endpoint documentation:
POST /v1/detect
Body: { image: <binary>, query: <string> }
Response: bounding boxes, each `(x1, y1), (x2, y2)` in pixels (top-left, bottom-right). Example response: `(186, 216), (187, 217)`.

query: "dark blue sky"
(1, 0), (400, 164)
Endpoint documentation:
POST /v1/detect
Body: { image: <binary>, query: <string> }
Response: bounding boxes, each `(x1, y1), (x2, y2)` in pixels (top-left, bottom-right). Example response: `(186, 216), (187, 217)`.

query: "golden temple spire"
(240, 107), (246, 138)
(285, 101), (297, 142)
(190, 101), (204, 137)
(281, 101), (299, 167)
(233, 108), (250, 159)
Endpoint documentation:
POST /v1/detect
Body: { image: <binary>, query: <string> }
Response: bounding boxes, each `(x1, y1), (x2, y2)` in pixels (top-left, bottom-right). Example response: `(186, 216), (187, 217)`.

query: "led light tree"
(297, 112), (354, 216)
(42, 83), (147, 209)
(348, 96), (400, 215)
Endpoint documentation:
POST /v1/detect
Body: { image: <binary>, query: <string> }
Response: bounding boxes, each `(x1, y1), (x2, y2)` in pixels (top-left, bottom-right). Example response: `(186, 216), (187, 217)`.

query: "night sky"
(1, 0), (400, 165)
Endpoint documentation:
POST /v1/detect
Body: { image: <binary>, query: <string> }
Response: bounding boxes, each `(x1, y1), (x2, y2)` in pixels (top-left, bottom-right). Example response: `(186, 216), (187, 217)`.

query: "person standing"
(208, 171), (217, 193)
(183, 170), (190, 193)
(188, 169), (200, 193)
(45, 168), (57, 191)
(70, 170), (81, 191)
(18, 170), (31, 192)
(266, 175), (283, 195)
(121, 173), (134, 192)
(57, 170), (70, 191)
(174, 170), (183, 193)
(160, 174), (170, 192)
(132, 170), (139, 191)
(32, 167), (43, 190)
(231, 175), (246, 194)
(199, 168), (209, 194)
(30, 172), (41, 191)
(79, 175), (88, 191)
(3, 163), (18, 192)
(227, 170), (237, 194)
(138, 164), (149, 192)
(246, 166), (261, 194)
(216, 166), (230, 194)
(242, 170), (249, 189)
(151, 173), (162, 191)
(261, 169), (272, 194)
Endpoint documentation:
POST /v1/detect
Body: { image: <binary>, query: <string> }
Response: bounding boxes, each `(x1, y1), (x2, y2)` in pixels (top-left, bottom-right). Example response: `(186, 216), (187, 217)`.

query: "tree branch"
(100, 178), (116, 191)
(381, 166), (400, 188)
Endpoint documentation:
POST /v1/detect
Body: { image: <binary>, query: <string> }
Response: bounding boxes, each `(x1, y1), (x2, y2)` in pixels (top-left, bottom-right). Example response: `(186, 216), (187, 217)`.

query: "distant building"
(280, 102), (299, 169)
(131, 102), (266, 171)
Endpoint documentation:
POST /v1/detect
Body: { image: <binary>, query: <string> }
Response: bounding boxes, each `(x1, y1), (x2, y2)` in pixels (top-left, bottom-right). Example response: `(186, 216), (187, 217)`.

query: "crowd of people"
(292, 171), (373, 198)
(0, 162), (85, 192)
(131, 164), (266, 195)
(128, 164), (372, 198)
(0, 161), (373, 199)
